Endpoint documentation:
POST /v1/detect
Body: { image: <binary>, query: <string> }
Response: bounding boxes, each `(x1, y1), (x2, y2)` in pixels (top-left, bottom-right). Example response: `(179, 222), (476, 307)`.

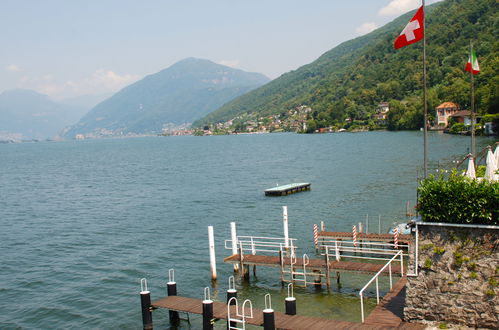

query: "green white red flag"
(465, 50), (480, 74)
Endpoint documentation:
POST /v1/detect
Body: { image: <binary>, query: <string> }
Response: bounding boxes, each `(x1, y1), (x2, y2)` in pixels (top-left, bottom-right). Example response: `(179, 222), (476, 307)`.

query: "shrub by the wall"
(417, 171), (498, 225)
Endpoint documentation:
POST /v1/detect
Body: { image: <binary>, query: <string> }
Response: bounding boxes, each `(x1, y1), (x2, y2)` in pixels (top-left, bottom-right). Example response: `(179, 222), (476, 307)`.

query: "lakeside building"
(449, 110), (472, 126)
(436, 102), (460, 127)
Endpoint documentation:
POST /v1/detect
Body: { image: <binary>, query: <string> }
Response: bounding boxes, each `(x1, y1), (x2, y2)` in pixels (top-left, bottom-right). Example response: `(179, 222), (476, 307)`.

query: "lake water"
(0, 131), (495, 329)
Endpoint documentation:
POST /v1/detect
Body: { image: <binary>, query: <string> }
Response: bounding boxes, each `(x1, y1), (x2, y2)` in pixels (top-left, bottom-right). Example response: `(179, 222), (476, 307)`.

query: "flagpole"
(470, 40), (476, 159)
(422, 0), (428, 178)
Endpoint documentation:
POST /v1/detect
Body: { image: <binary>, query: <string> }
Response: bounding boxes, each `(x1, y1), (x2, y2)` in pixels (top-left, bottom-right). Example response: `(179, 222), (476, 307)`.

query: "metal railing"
(359, 250), (404, 322)
(227, 297), (253, 330)
(225, 236), (297, 255)
(320, 239), (409, 262)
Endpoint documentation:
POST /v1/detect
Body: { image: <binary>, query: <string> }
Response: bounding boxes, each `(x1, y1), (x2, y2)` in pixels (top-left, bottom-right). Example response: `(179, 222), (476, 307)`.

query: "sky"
(1, 0), (443, 101)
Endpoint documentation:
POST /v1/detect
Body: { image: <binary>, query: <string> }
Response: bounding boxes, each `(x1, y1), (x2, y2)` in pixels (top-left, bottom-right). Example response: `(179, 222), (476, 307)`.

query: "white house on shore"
(436, 102), (460, 127)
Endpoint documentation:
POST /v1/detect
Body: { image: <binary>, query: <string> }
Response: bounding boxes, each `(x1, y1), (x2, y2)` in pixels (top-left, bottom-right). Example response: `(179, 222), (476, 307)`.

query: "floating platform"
(265, 183), (311, 196)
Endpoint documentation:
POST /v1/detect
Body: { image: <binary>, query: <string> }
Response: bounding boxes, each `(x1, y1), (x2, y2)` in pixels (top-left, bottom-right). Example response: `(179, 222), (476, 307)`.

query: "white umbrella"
(494, 145), (499, 168)
(484, 149), (498, 181)
(465, 157), (476, 179)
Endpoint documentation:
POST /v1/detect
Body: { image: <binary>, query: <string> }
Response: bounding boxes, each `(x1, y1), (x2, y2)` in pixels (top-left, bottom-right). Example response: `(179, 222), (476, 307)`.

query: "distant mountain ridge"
(195, 0), (498, 130)
(63, 58), (269, 138)
(0, 89), (88, 140)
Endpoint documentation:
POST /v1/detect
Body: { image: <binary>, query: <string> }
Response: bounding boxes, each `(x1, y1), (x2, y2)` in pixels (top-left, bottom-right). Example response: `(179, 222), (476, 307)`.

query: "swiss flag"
(394, 6), (424, 49)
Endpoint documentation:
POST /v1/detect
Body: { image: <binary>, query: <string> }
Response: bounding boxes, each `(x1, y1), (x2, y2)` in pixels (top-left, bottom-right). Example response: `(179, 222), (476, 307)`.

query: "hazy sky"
(1, 0), (442, 100)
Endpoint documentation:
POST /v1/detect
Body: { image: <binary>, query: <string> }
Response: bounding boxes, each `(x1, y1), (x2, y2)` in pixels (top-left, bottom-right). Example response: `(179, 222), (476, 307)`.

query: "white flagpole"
(470, 40), (476, 158)
(422, 0), (428, 178)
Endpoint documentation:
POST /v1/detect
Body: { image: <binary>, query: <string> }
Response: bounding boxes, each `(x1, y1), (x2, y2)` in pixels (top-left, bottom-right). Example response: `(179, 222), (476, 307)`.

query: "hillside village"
(165, 101), (497, 136)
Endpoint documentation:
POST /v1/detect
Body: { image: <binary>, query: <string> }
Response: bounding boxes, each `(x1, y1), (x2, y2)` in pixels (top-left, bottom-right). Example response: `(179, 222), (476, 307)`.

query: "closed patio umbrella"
(484, 149), (498, 181)
(465, 157), (476, 179)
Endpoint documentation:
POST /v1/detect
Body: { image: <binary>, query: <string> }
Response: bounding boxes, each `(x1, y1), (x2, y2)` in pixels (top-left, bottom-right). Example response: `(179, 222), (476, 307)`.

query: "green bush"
(449, 123), (465, 133)
(417, 171), (499, 225)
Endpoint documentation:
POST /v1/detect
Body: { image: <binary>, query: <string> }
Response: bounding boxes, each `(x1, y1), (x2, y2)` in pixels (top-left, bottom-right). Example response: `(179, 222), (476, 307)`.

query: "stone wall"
(404, 223), (498, 328)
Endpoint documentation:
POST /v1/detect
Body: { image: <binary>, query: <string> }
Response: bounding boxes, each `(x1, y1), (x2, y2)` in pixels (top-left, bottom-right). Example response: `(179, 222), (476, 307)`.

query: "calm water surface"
(0, 132), (494, 329)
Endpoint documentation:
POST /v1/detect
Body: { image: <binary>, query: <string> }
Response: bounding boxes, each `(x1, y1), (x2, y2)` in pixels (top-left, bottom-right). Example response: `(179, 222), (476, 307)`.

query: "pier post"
(313, 223), (319, 252)
(285, 297), (296, 315)
(285, 284), (296, 315)
(378, 215), (381, 234)
(279, 249), (285, 284)
(166, 270), (179, 325)
(283, 206), (289, 250)
(202, 287), (214, 330)
(140, 278), (153, 330)
(365, 214), (369, 234)
(230, 222), (239, 272)
(208, 226), (217, 281)
(325, 247), (331, 289)
(263, 294), (275, 330)
(313, 270), (322, 289)
(336, 271), (341, 284)
(320, 221), (325, 232)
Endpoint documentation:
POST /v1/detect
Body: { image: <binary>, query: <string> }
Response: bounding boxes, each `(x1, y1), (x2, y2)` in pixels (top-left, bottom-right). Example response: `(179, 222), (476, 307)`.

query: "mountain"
(194, 0), (498, 130)
(60, 93), (113, 110)
(0, 90), (89, 141)
(63, 58), (269, 138)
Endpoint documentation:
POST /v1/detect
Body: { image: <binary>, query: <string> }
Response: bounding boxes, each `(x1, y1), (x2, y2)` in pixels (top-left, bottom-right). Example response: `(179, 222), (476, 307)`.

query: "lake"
(0, 131), (494, 329)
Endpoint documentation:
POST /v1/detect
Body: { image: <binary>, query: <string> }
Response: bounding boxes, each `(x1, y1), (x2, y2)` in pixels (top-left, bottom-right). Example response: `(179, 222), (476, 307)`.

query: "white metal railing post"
(415, 222), (419, 276)
(389, 263), (392, 289)
(358, 250), (403, 323)
(283, 206), (289, 249)
(400, 250), (404, 275)
(375, 277), (379, 304)
(251, 237), (256, 255)
(360, 292), (364, 322)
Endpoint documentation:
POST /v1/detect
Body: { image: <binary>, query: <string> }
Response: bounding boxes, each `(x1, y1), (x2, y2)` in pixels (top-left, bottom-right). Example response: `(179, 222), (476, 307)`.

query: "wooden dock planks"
(152, 296), (383, 329)
(223, 254), (403, 275)
(152, 277), (424, 329)
(364, 277), (413, 328)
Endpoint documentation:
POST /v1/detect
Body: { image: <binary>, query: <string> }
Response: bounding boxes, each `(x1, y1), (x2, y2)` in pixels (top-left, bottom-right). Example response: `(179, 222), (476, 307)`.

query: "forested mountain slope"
(195, 0), (497, 130)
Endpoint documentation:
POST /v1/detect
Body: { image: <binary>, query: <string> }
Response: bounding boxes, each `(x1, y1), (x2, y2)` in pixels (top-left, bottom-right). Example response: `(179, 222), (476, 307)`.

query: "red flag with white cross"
(394, 6), (424, 49)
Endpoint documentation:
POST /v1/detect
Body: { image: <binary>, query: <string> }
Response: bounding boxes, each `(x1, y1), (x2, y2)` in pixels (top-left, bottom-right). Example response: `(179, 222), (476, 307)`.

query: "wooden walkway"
(318, 231), (412, 244)
(364, 277), (423, 329)
(152, 277), (424, 329)
(224, 254), (403, 275)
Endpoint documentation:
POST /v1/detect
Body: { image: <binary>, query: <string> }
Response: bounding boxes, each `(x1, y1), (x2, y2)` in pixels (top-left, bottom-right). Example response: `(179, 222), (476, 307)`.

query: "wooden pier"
(265, 183), (311, 196)
(151, 277), (424, 329)
(224, 253), (403, 276)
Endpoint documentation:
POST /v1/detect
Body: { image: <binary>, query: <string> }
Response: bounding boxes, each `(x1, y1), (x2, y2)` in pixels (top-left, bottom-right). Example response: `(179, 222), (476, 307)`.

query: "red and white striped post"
(394, 226), (399, 249)
(313, 224), (319, 250)
(352, 225), (357, 247)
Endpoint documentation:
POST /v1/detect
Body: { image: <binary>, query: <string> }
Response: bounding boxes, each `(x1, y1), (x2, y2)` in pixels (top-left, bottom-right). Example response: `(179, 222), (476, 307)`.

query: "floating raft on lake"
(264, 182), (311, 196)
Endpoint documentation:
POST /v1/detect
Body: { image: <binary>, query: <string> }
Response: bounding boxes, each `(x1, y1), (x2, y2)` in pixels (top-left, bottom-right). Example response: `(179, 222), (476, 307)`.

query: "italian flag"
(465, 50), (480, 74)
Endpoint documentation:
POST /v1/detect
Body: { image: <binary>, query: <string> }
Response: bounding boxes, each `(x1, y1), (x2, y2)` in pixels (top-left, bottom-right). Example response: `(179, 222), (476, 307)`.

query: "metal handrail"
(227, 297), (253, 330)
(320, 239), (409, 249)
(320, 239), (409, 262)
(225, 236), (298, 255)
(359, 250), (404, 323)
